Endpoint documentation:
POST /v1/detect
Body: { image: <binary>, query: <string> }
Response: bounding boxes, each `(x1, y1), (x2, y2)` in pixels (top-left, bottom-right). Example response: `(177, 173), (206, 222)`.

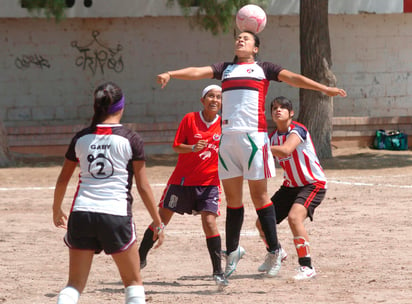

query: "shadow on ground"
(322, 148), (412, 170)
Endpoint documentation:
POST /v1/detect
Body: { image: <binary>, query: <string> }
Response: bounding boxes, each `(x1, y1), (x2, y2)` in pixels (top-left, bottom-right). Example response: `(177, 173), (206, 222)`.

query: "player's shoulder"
(290, 121), (309, 139)
(72, 126), (93, 140)
(112, 125), (143, 142)
(291, 121), (308, 131)
(180, 111), (198, 123)
(212, 61), (233, 70)
(257, 61), (282, 69)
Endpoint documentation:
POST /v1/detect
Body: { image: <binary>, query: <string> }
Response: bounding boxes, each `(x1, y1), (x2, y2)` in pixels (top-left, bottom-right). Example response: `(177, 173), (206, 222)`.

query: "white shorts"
(218, 132), (276, 180)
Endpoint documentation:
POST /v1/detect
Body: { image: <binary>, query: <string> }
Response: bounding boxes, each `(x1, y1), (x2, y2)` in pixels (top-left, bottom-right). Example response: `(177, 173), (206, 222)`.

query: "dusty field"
(1, 147), (411, 304)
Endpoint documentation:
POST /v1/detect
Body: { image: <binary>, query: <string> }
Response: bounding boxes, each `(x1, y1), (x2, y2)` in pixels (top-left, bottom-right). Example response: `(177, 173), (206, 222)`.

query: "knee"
(287, 212), (301, 228)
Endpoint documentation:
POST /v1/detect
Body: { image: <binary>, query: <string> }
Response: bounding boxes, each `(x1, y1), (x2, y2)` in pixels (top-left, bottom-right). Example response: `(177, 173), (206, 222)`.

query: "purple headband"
(107, 95), (125, 114)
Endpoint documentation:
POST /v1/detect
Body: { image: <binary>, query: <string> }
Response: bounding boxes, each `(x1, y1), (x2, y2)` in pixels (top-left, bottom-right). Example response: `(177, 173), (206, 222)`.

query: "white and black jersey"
(65, 124), (145, 217)
(212, 61), (283, 134)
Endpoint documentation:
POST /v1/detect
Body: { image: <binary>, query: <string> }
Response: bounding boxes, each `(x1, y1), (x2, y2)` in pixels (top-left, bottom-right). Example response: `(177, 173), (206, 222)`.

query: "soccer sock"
(294, 236), (312, 268)
(57, 286), (79, 304)
(125, 285), (145, 304)
(256, 203), (279, 252)
(225, 206), (244, 254)
(138, 226), (155, 262)
(206, 235), (223, 275)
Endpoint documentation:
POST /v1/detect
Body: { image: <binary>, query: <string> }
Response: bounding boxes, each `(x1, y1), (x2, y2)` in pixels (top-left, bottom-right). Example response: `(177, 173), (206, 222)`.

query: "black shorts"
(160, 184), (221, 215)
(271, 185), (326, 224)
(64, 211), (136, 254)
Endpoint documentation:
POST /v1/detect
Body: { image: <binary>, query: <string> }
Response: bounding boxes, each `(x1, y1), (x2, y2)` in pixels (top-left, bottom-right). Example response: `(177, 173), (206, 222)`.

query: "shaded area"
(322, 148), (412, 170)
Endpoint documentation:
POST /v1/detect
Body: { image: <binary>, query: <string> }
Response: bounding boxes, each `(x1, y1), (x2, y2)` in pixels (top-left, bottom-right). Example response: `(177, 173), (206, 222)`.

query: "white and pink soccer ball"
(236, 4), (267, 34)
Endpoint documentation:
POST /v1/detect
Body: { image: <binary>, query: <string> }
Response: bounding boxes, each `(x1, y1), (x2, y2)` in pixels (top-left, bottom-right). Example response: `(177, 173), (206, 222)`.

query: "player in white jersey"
(52, 81), (164, 304)
(256, 96), (327, 280)
(156, 31), (346, 279)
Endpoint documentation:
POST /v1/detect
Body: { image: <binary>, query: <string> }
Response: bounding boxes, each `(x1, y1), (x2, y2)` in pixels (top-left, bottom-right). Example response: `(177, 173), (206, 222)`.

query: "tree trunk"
(0, 120), (13, 167)
(299, 0), (336, 159)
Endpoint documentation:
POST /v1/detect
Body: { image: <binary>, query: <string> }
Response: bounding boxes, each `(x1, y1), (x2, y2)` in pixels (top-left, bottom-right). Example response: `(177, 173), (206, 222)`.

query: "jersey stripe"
(269, 122), (327, 188)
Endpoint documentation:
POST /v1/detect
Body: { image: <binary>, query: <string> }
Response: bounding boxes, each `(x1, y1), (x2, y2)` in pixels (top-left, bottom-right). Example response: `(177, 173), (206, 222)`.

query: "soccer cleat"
(213, 273), (229, 286)
(258, 247), (288, 272)
(293, 266), (316, 280)
(140, 259), (147, 270)
(265, 249), (282, 277)
(224, 246), (246, 277)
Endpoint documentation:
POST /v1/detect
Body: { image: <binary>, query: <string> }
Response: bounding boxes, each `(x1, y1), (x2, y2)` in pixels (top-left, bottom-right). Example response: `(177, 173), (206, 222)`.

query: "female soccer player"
(138, 85), (227, 286)
(257, 96), (327, 280)
(156, 31), (346, 278)
(52, 81), (164, 304)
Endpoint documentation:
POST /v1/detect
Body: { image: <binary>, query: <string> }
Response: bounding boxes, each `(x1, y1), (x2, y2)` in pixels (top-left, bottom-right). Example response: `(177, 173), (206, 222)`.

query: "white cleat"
(293, 266), (317, 280)
(258, 247), (287, 272)
(224, 246), (246, 277)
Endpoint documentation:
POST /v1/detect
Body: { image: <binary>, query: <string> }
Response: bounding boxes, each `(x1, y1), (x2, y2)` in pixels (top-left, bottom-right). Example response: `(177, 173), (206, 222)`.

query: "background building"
(1, 0), (412, 156)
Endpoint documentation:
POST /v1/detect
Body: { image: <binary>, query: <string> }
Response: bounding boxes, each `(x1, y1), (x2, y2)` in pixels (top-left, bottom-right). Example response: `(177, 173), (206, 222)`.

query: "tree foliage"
(20, 0), (67, 21)
(167, 0), (268, 35)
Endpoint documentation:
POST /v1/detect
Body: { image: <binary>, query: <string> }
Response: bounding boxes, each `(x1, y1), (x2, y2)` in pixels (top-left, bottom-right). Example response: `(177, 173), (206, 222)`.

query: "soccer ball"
(236, 4), (267, 34)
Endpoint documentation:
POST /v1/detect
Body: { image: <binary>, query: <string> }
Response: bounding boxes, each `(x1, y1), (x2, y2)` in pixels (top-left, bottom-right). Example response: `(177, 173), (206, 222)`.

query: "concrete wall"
(1, 12), (412, 155)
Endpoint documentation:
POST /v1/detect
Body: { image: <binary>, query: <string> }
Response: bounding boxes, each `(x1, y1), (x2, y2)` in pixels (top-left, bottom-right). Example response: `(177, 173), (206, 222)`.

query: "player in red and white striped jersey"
(257, 96), (326, 280)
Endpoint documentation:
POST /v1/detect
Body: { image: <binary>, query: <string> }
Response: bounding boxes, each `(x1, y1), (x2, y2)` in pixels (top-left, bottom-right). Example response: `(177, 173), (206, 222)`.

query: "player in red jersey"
(52, 81), (164, 304)
(256, 96), (327, 280)
(138, 85), (228, 286)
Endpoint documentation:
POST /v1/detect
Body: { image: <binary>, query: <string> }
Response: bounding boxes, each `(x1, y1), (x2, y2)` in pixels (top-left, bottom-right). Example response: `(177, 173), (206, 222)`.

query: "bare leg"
(66, 249), (94, 293)
(112, 242), (142, 287)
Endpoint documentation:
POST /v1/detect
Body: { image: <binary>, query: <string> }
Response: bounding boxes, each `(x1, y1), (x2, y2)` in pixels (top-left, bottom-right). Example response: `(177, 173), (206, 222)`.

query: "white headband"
(202, 84), (222, 98)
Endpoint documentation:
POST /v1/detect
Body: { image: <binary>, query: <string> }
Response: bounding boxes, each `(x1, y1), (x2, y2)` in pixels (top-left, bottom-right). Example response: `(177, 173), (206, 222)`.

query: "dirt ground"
(1, 147), (411, 304)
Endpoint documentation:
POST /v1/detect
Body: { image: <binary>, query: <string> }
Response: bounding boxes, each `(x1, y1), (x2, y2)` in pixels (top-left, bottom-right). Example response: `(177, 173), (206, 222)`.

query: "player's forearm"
(167, 67), (212, 80)
(281, 71), (328, 93)
(271, 146), (292, 158)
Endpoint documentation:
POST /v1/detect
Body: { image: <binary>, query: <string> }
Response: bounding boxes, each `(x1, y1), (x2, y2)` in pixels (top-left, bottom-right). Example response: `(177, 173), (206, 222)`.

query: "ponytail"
(90, 82), (123, 128)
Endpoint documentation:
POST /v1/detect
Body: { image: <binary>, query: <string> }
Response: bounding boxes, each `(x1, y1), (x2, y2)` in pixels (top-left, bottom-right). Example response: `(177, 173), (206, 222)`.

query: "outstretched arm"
(278, 69), (347, 97)
(157, 66), (214, 88)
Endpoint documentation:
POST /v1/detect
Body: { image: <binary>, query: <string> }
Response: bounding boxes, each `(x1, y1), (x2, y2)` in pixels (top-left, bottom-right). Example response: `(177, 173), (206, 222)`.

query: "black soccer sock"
(225, 206), (244, 254)
(138, 227), (155, 262)
(206, 235), (223, 275)
(256, 204), (279, 252)
(299, 257), (312, 268)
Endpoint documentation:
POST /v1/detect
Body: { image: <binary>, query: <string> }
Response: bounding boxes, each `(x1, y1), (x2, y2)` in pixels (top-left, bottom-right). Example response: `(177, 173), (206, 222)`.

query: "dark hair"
(90, 81), (123, 127)
(233, 30), (260, 63)
(270, 96), (293, 112)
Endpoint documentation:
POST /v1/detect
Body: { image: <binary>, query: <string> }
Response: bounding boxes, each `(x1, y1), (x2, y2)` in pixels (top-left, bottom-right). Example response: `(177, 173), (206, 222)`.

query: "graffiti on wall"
(71, 30), (124, 75)
(15, 54), (51, 70)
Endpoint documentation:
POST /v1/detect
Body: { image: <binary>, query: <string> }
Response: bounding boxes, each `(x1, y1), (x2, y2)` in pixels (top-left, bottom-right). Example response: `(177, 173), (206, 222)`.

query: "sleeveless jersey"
(65, 124), (145, 216)
(269, 121), (327, 188)
(211, 61), (283, 133)
(168, 111), (221, 186)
